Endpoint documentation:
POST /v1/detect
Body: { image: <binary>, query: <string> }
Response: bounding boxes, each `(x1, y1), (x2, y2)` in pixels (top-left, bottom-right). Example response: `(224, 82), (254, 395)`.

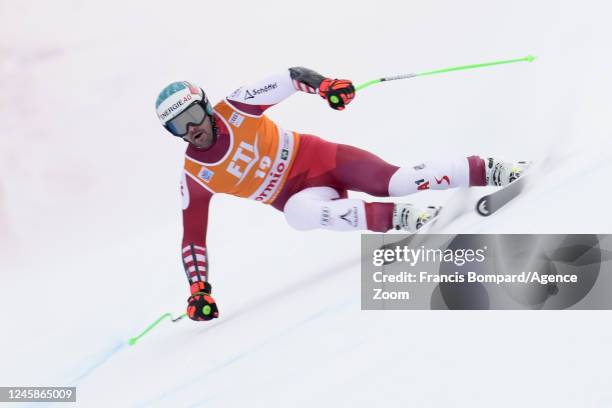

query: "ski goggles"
(165, 102), (208, 137)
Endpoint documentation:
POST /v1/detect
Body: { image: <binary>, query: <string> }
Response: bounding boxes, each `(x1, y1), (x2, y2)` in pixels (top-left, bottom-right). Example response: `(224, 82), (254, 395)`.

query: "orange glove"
(318, 78), (356, 110)
(187, 281), (219, 321)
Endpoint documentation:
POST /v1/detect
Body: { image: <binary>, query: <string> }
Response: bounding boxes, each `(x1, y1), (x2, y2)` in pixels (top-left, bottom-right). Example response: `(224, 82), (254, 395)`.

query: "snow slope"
(1, 1), (612, 406)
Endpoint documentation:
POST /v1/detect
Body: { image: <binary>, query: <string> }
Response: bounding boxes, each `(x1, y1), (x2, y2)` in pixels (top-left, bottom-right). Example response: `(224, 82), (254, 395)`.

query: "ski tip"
(525, 54), (537, 63)
(476, 197), (492, 216)
(127, 338), (138, 346)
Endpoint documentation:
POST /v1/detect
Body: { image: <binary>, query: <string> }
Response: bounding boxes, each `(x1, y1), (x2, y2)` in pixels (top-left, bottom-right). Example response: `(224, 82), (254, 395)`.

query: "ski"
(476, 171), (530, 216)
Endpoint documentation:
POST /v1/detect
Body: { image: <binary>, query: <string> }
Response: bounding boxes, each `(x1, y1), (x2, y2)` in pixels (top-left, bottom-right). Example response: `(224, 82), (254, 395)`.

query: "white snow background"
(1, 0), (611, 407)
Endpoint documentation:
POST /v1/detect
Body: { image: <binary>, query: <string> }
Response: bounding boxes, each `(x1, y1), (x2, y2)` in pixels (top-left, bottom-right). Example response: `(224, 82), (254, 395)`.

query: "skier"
(155, 68), (528, 322)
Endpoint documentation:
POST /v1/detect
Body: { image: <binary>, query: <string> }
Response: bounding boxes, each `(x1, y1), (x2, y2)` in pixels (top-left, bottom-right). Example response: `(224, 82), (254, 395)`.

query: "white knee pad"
(284, 187), (367, 231)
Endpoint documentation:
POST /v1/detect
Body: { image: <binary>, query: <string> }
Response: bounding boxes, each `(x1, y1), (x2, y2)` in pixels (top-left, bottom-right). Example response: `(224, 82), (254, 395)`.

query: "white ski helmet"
(155, 81), (213, 136)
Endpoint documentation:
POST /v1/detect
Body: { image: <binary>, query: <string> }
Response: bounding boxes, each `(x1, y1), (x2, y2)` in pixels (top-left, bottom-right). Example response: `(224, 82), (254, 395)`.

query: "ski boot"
(485, 158), (531, 187)
(393, 204), (441, 233)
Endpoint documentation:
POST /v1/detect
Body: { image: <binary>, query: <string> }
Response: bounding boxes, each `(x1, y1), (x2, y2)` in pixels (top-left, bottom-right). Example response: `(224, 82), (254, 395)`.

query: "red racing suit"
(179, 68), (487, 287)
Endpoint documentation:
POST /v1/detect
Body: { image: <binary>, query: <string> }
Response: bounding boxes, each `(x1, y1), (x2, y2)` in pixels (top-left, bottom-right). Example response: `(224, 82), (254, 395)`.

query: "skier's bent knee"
(284, 196), (317, 231)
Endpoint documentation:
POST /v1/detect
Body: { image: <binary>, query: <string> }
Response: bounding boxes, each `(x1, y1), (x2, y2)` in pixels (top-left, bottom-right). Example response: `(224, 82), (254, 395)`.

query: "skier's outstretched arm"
(180, 172), (219, 321)
(225, 67), (356, 115)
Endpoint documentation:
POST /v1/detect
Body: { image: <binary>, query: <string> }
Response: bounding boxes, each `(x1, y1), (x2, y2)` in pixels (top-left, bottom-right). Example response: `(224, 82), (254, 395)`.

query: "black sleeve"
(289, 67), (326, 90)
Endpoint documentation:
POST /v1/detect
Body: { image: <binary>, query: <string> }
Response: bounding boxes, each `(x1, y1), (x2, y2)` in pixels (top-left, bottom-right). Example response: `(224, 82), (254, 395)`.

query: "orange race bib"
(183, 100), (299, 205)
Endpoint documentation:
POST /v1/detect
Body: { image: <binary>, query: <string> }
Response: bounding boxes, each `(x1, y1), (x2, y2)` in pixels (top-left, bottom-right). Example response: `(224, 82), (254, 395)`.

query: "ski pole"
(128, 312), (186, 346)
(329, 54), (536, 104)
